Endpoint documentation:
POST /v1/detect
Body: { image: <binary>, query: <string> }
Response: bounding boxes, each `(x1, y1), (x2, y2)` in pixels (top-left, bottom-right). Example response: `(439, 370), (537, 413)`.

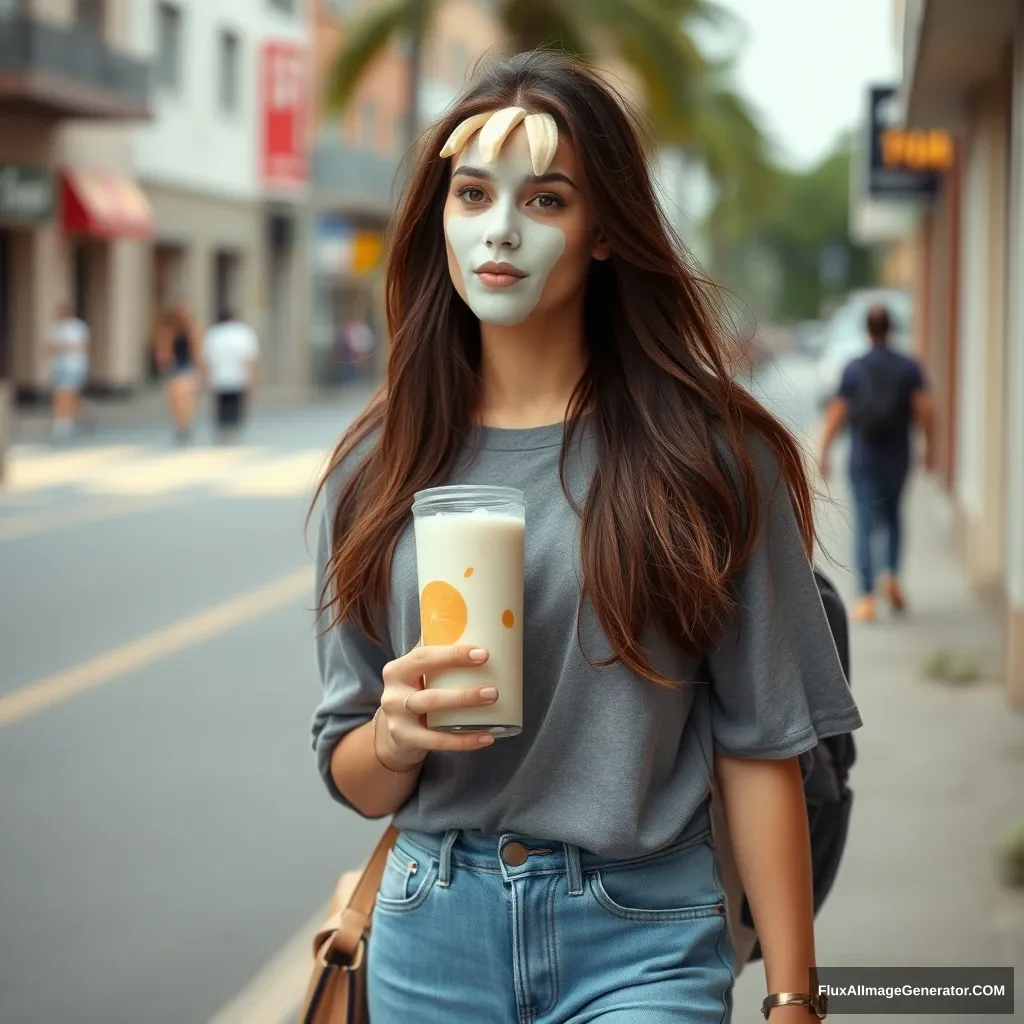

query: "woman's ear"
(592, 232), (612, 262)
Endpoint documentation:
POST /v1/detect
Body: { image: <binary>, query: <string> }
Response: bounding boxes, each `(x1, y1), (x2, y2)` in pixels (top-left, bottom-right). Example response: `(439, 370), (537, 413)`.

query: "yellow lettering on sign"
(881, 127), (953, 173)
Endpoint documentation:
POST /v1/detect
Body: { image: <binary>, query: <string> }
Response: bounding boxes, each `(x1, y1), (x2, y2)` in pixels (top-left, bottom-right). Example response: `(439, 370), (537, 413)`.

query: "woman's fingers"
(398, 723), (497, 752)
(382, 644), (489, 686)
(379, 645), (497, 758)
(398, 683), (497, 718)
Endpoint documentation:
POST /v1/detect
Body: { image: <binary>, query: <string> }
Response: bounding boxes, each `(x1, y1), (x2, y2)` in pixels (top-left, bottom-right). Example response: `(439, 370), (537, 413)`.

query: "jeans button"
(502, 842), (529, 867)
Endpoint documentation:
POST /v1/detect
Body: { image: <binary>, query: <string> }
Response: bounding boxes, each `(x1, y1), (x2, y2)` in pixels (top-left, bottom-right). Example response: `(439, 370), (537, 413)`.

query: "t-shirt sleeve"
(311, 488), (394, 808)
(706, 441), (863, 759)
(837, 362), (858, 401)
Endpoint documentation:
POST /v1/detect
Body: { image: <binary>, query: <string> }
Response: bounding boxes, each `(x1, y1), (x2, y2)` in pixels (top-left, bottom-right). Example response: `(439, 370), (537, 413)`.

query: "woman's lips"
(475, 262), (527, 288)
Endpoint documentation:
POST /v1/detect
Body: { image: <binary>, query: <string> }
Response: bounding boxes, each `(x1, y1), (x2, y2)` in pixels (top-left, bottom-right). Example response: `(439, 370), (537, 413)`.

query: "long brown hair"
(312, 51), (814, 688)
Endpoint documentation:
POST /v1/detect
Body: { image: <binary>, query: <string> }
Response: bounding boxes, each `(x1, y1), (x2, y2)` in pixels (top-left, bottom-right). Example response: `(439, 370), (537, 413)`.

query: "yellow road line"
(0, 495), (188, 542)
(0, 568), (312, 728)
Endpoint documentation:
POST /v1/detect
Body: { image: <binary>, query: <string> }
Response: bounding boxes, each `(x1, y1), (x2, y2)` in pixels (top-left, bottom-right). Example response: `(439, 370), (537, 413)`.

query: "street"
(1, 361), (1021, 1024)
(0, 392), (385, 1024)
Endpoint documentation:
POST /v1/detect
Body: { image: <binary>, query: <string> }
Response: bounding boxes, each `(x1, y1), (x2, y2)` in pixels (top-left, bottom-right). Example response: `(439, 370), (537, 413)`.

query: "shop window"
(213, 249), (241, 320)
(219, 30), (240, 114)
(76, 0), (106, 34)
(157, 2), (183, 93)
(0, 230), (11, 379)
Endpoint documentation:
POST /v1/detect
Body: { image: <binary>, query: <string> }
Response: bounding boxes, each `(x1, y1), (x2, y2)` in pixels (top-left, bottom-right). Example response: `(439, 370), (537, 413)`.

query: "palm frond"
(581, 0), (710, 130)
(497, 0), (591, 55)
(323, 0), (433, 114)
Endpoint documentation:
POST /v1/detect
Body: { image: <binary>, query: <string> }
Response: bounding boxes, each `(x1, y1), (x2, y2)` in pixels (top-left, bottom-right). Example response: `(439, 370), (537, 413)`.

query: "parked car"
(813, 289), (914, 407)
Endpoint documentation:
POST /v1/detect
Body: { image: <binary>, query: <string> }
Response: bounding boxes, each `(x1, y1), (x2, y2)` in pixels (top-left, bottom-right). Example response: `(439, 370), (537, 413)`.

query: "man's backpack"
(740, 567), (856, 962)
(848, 357), (905, 444)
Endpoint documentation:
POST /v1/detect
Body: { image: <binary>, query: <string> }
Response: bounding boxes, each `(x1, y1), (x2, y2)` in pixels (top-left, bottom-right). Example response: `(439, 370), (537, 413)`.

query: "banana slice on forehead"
(438, 107), (560, 173)
(523, 112), (559, 175)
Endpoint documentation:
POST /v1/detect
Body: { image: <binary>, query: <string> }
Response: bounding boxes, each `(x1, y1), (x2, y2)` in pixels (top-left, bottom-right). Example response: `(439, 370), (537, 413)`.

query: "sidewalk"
(9, 381), (379, 444)
(732, 468), (1024, 1021)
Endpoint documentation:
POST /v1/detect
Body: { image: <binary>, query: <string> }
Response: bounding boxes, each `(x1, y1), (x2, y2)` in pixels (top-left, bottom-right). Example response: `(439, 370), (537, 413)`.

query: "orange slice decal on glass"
(464, 568), (474, 577)
(502, 610), (515, 628)
(420, 580), (469, 646)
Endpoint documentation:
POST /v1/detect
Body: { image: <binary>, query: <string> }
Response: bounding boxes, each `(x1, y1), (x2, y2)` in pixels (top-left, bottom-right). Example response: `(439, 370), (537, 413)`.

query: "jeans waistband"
(396, 802), (712, 897)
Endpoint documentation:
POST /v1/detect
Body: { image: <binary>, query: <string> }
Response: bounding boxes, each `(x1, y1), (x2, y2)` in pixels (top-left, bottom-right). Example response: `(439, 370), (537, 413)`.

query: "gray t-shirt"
(312, 420), (862, 860)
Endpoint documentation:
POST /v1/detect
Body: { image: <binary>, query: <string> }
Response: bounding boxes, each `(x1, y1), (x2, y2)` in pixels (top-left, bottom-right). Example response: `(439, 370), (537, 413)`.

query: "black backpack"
(741, 567), (856, 961)
(848, 357), (905, 444)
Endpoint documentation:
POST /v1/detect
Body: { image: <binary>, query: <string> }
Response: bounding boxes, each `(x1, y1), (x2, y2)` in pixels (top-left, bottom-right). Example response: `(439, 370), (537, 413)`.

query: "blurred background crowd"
(1, 2), (1023, 1023)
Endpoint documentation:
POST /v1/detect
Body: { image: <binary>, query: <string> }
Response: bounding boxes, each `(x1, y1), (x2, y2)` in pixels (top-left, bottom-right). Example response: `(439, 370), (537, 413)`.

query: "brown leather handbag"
(299, 825), (399, 1024)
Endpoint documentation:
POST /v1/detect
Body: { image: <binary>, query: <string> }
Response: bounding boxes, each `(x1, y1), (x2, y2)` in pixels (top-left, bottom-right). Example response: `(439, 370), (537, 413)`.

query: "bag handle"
(317, 824), (399, 967)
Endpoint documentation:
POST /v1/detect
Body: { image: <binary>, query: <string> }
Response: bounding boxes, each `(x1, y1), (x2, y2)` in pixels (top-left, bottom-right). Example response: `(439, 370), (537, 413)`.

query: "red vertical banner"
(261, 41), (309, 191)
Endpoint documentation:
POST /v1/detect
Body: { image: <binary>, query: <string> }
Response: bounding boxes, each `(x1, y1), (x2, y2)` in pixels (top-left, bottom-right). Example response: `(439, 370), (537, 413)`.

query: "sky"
(710, 0), (901, 170)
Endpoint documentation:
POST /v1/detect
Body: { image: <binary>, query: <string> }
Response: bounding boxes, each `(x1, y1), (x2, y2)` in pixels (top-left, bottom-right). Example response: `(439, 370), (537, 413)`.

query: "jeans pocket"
(374, 843), (438, 914)
(589, 835), (727, 923)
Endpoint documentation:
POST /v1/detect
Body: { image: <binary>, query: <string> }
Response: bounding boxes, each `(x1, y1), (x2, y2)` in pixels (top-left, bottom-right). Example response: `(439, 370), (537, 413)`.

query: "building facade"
(129, 0), (311, 391)
(308, 0), (502, 389)
(0, 0), (153, 417)
(896, 0), (1024, 708)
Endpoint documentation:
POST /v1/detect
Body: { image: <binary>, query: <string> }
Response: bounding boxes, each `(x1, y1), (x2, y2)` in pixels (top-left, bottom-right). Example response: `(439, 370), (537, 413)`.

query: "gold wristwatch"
(761, 991), (828, 1019)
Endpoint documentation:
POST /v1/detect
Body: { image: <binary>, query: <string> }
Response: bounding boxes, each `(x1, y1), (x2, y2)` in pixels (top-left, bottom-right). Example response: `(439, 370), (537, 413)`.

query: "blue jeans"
(848, 461), (908, 595)
(367, 815), (735, 1023)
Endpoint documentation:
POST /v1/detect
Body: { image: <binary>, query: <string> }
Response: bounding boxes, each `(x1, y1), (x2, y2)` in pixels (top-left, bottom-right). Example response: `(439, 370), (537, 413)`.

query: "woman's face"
(442, 122), (609, 327)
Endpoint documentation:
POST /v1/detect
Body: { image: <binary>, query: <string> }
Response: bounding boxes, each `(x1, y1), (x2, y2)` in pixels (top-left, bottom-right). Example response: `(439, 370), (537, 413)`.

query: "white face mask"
(444, 136), (567, 327)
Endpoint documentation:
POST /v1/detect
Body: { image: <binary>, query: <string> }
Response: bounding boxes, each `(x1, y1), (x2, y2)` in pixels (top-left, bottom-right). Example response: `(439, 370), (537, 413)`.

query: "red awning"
(61, 168), (153, 240)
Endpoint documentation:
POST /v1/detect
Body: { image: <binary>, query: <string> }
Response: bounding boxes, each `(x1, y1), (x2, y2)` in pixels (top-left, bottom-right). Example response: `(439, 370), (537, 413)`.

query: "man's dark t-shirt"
(838, 345), (926, 474)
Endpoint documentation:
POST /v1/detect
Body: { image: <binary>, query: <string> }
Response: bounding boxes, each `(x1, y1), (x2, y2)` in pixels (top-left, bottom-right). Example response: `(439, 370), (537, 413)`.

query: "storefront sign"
(260, 41), (309, 191)
(0, 165), (54, 223)
(314, 216), (383, 277)
(868, 85), (953, 200)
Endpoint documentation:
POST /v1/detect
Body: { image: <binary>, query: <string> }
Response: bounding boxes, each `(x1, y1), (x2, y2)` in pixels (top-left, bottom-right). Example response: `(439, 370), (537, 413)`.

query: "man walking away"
(201, 309), (258, 442)
(819, 304), (935, 622)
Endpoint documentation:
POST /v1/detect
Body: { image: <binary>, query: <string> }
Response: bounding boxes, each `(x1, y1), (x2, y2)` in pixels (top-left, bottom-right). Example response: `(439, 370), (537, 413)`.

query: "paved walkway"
(732, 466), (1024, 1022)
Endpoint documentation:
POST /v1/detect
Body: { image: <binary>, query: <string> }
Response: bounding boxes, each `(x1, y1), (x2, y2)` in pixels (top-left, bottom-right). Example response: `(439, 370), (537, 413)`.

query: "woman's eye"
(529, 193), (564, 210)
(458, 186), (487, 204)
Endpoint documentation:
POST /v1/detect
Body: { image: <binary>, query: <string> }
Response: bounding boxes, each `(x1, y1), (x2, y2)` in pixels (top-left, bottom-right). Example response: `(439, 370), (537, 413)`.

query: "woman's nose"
(483, 202), (520, 250)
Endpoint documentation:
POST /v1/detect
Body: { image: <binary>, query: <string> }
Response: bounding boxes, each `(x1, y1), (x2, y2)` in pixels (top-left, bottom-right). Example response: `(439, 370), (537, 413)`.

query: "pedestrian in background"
(47, 300), (89, 442)
(201, 308), (258, 442)
(819, 304), (935, 622)
(154, 300), (200, 444)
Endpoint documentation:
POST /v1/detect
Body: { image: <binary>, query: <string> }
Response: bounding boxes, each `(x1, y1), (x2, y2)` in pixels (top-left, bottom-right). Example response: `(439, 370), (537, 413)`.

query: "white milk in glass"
(411, 486), (525, 736)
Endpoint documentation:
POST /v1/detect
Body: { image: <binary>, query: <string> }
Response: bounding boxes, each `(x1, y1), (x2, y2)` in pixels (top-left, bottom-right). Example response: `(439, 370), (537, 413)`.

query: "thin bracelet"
(372, 708), (422, 775)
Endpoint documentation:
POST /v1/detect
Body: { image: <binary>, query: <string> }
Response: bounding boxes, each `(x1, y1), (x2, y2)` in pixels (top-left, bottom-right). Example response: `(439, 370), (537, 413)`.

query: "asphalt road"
(0, 356), (828, 1024)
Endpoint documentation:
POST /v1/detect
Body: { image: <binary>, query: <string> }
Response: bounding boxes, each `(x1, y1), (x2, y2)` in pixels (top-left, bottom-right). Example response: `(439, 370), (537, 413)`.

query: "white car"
(814, 289), (913, 408)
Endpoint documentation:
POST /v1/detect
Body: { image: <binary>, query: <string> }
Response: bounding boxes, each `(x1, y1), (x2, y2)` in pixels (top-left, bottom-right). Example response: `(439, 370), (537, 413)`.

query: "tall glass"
(411, 485), (526, 737)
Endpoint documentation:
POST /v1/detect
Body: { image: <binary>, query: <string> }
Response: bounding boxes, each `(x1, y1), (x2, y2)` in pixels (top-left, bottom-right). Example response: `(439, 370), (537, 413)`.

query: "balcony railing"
(0, 12), (150, 119)
(311, 140), (403, 217)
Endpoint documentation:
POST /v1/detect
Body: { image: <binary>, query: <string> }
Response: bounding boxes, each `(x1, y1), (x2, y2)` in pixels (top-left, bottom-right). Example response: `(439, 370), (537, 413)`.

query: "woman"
(312, 51), (860, 1023)
(154, 300), (199, 443)
(47, 300), (89, 442)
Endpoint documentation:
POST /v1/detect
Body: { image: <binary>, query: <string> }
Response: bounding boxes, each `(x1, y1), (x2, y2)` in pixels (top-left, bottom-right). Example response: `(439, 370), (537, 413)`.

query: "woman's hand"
(376, 644), (499, 770)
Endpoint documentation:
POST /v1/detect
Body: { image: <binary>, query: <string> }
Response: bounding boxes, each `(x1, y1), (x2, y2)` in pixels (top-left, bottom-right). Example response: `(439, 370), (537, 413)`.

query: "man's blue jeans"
(367, 814), (735, 1022)
(848, 460), (908, 595)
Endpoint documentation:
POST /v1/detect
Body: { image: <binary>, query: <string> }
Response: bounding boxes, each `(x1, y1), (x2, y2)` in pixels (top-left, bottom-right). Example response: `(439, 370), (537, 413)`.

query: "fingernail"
(478, 734), (494, 746)
(468, 648), (487, 662)
(480, 686), (498, 701)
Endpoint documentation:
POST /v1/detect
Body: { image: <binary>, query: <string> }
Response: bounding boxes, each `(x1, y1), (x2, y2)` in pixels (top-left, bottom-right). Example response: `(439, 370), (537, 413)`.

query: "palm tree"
(690, 61), (782, 254)
(323, 0), (732, 150)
